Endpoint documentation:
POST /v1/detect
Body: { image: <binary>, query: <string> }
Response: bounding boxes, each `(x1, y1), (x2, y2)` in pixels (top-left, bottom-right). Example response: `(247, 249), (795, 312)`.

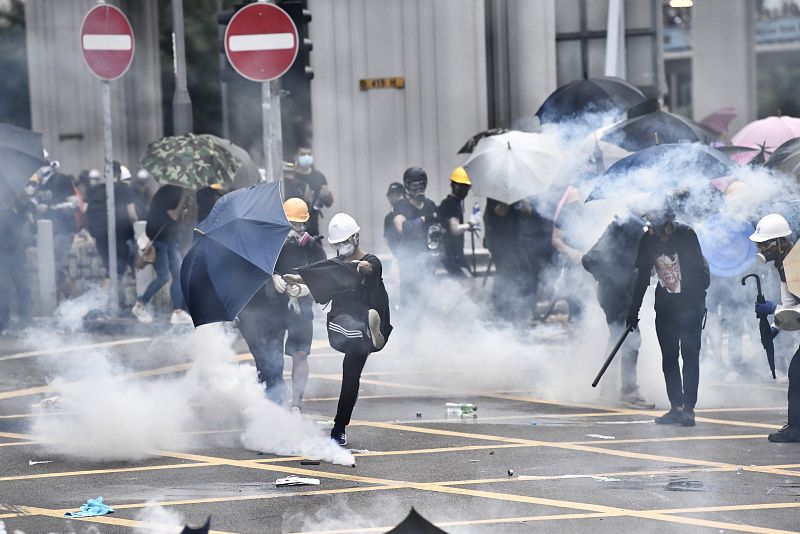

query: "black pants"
(333, 350), (370, 429)
(789, 345), (800, 428)
(655, 307), (704, 410)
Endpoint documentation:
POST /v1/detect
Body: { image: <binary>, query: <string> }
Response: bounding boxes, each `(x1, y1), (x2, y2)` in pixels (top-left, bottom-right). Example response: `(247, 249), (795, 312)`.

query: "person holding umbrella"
(626, 203), (709, 427)
(437, 167), (475, 278)
(746, 214), (800, 443)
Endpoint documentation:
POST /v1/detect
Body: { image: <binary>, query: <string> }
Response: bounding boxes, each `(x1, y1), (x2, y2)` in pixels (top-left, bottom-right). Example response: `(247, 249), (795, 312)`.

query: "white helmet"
(328, 213), (360, 244)
(120, 165), (132, 181)
(750, 214), (792, 243)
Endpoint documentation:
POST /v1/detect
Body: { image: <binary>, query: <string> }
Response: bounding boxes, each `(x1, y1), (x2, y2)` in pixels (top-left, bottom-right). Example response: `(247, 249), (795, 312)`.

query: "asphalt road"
(0, 321), (798, 534)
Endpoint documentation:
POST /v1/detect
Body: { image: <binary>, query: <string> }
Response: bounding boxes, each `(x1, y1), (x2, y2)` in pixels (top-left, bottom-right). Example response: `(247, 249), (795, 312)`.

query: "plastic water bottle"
(470, 202), (481, 228)
(445, 402), (478, 415)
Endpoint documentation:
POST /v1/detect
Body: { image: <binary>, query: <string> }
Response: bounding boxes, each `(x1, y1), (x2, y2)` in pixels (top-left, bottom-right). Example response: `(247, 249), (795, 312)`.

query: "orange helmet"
(284, 197), (310, 223)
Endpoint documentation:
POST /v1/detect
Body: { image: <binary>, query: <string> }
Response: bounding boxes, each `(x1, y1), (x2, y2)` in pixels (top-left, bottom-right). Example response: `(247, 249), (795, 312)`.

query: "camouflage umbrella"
(141, 133), (240, 190)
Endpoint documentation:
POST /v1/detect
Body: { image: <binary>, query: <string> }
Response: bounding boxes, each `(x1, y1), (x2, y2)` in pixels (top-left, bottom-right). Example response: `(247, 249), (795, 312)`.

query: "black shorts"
(285, 308), (313, 355)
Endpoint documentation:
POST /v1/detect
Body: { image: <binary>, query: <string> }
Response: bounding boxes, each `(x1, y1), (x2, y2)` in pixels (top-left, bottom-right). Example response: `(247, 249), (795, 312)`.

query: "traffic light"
(217, 1), (256, 85)
(279, 0), (313, 80)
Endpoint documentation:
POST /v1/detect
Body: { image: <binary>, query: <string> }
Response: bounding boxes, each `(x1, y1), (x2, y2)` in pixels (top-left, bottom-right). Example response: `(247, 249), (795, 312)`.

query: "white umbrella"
(464, 131), (563, 204)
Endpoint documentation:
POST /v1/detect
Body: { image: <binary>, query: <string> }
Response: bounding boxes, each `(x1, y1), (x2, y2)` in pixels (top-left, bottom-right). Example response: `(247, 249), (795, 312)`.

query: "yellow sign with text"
(359, 77), (405, 91)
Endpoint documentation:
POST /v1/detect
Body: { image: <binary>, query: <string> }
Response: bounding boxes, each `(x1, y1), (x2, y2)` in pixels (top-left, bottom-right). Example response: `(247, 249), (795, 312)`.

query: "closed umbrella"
(535, 76), (646, 124)
(464, 131), (562, 205)
(180, 182), (291, 327)
(742, 274), (777, 379)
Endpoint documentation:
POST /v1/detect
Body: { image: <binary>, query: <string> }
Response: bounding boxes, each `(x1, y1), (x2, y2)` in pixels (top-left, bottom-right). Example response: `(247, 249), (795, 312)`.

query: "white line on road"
(229, 33), (294, 52)
(0, 338), (152, 362)
(82, 34), (132, 51)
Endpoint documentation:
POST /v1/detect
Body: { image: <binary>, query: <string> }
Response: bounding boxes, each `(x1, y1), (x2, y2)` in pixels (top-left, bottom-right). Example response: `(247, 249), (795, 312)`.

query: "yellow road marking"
(695, 416), (783, 430)
(0, 338), (153, 362)
(0, 462), (217, 482)
(0, 431), (32, 440)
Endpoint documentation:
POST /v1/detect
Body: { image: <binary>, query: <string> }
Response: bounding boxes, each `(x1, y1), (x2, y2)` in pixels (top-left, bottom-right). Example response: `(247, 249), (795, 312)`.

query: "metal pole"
(270, 79), (284, 185)
(101, 80), (119, 317)
(261, 81), (273, 182)
(171, 0), (193, 134)
(217, 0), (230, 139)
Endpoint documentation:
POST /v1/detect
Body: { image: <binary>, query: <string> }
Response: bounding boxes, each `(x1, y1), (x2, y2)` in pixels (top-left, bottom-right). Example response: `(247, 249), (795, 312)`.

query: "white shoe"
(290, 406), (301, 415)
(170, 309), (193, 325)
(131, 302), (153, 324)
(367, 309), (385, 350)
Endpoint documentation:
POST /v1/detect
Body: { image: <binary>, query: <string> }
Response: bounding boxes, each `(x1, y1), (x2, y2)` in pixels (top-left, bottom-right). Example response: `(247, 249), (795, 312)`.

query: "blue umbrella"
(586, 143), (733, 202)
(180, 182), (291, 327)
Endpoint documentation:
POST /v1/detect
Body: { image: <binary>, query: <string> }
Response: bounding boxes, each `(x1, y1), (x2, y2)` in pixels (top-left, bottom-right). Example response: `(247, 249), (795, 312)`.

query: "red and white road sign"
(225, 3), (298, 82)
(80, 4), (135, 81)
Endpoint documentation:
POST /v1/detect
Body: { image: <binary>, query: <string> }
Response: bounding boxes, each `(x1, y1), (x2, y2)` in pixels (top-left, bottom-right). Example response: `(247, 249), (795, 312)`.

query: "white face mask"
(298, 154), (313, 168)
(334, 241), (355, 258)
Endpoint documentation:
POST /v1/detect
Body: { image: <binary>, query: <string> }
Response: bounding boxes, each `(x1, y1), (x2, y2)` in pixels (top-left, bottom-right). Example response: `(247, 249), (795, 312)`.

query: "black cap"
(386, 182), (404, 195)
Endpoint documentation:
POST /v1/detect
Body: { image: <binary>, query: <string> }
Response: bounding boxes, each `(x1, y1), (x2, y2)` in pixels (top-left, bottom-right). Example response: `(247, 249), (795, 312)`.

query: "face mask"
(298, 154), (313, 168)
(407, 181), (426, 201)
(334, 241), (355, 258)
(757, 239), (785, 264)
(452, 184), (470, 200)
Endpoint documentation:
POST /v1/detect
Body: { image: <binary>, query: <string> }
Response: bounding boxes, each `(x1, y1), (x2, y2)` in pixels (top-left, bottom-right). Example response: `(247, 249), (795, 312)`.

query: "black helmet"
(403, 167), (427, 198)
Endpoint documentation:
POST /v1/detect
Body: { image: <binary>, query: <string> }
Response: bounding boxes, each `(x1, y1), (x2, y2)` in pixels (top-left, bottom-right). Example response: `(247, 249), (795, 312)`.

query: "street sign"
(80, 4), (135, 81)
(225, 3), (298, 82)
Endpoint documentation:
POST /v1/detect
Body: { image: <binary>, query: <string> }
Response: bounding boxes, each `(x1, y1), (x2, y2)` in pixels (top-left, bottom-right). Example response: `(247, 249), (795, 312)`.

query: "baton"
(592, 325), (634, 388)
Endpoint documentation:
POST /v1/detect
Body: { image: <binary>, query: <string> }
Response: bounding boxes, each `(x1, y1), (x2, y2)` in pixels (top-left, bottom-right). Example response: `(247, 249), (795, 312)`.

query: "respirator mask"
(288, 222), (312, 247)
(757, 238), (788, 265)
(333, 234), (358, 258)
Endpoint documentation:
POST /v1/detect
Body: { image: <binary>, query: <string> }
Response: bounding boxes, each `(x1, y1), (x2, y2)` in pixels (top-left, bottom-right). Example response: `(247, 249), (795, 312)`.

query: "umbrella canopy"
(765, 136), (800, 178)
(586, 143), (732, 202)
(296, 259), (360, 304)
(386, 508), (448, 534)
(0, 123), (45, 159)
(457, 127), (508, 154)
(697, 216), (757, 277)
(601, 110), (716, 151)
(141, 133), (240, 190)
(0, 146), (49, 191)
(200, 134), (261, 190)
(463, 131), (562, 204)
(535, 76), (646, 124)
(700, 107), (737, 136)
(180, 182), (291, 327)
(732, 116), (800, 154)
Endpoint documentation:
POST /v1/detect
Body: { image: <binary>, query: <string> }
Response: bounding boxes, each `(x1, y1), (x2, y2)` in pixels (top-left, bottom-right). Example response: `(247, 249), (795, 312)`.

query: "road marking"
(0, 462), (217, 482)
(0, 338), (152, 362)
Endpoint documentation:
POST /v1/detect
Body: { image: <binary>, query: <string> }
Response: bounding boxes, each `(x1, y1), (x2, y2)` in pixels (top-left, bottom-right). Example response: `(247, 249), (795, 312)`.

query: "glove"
(272, 274), (287, 294)
(288, 297), (301, 315)
(626, 310), (639, 330)
(771, 325), (780, 339)
(755, 300), (777, 316)
(286, 283), (310, 298)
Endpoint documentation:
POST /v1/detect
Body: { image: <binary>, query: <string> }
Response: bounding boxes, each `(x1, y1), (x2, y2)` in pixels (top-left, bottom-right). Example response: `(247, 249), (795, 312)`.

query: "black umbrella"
(458, 128), (507, 154)
(742, 273), (777, 379)
(765, 136), (800, 178)
(586, 143), (732, 202)
(0, 123), (44, 159)
(0, 146), (49, 191)
(295, 258), (361, 304)
(181, 517), (210, 534)
(601, 110), (717, 151)
(535, 76), (646, 124)
(386, 508), (448, 534)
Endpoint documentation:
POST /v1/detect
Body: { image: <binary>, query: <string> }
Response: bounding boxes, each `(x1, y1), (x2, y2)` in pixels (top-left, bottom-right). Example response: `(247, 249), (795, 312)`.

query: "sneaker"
(290, 406), (301, 415)
(367, 309), (385, 350)
(655, 407), (683, 425)
(331, 426), (347, 446)
(170, 309), (193, 325)
(768, 424), (800, 443)
(679, 408), (696, 427)
(620, 392), (656, 410)
(131, 302), (153, 324)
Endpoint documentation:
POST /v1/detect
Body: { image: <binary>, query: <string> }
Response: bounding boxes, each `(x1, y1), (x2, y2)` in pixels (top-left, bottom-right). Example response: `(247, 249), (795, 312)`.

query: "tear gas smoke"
(133, 503), (185, 534)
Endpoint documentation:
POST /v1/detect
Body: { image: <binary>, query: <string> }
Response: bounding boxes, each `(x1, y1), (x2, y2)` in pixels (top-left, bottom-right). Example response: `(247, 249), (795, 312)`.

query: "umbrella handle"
(741, 273), (763, 299)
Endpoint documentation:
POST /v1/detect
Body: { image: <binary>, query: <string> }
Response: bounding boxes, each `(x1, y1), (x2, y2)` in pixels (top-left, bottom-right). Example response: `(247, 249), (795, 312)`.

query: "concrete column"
(36, 220), (57, 315)
(691, 0), (755, 133)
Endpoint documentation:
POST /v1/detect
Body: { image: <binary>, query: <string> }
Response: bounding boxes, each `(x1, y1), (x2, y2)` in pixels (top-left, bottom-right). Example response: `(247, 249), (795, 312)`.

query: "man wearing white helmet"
(285, 212), (391, 446)
(749, 213), (800, 443)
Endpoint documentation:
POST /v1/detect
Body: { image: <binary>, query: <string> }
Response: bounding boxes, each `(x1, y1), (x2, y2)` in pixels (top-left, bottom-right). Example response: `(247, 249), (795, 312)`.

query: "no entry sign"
(225, 3), (298, 82)
(80, 4), (135, 81)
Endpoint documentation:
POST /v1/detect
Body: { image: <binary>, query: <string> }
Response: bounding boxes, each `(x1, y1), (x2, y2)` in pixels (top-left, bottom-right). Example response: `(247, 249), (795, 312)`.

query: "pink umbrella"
(700, 107), (737, 135)
(732, 116), (800, 163)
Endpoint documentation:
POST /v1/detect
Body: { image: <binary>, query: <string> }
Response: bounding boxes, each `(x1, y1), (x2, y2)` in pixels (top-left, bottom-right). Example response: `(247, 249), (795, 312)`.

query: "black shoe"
(620, 392), (656, 410)
(331, 426), (347, 446)
(679, 408), (696, 427)
(655, 407), (683, 425)
(768, 424), (800, 443)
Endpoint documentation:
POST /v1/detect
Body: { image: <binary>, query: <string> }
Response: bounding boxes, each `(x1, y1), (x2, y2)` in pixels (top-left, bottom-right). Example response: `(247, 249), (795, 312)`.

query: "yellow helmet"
(450, 166), (471, 185)
(284, 197), (310, 223)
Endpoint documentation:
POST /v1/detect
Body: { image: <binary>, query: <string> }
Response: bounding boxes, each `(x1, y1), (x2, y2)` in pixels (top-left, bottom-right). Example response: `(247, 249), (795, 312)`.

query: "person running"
(747, 213), (800, 443)
(437, 167), (475, 277)
(627, 206), (709, 427)
(285, 213), (391, 446)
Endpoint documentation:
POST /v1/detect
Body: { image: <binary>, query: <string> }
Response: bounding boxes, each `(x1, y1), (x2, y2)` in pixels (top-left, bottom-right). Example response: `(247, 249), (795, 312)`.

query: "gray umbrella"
(0, 123), (45, 159)
(0, 146), (48, 191)
(201, 134), (261, 190)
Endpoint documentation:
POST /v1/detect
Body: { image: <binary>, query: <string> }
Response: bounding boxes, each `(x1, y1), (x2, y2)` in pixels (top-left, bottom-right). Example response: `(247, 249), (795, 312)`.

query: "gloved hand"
(626, 310), (639, 330)
(771, 325), (780, 339)
(286, 283), (310, 298)
(288, 297), (301, 315)
(272, 274), (287, 294)
(755, 300), (777, 316)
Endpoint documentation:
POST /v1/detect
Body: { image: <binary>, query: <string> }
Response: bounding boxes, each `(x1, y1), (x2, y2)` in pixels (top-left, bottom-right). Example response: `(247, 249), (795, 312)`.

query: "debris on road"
(64, 496), (113, 517)
(416, 412), (422, 418)
(299, 460), (321, 465)
(508, 469), (514, 477)
(445, 402), (477, 415)
(28, 460), (53, 466)
(31, 396), (61, 409)
(276, 476), (320, 487)
(585, 434), (616, 440)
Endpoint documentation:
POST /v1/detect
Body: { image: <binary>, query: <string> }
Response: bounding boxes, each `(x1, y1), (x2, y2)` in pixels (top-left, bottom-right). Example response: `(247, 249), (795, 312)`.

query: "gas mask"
(452, 183), (470, 201)
(644, 210), (675, 238)
(406, 180), (427, 202)
(297, 154), (313, 169)
(288, 222), (312, 247)
(757, 238), (789, 265)
(332, 234), (358, 258)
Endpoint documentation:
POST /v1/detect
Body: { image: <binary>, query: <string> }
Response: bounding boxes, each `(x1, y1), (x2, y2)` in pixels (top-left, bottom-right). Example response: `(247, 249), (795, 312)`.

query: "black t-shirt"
(85, 182), (135, 239)
(393, 197), (437, 254)
(438, 195), (466, 267)
(631, 222), (710, 312)
(275, 238), (327, 275)
(295, 169), (327, 236)
(196, 187), (223, 224)
(384, 209), (401, 253)
(281, 178), (308, 202)
(146, 185), (183, 243)
(329, 254), (385, 318)
(40, 172), (77, 236)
